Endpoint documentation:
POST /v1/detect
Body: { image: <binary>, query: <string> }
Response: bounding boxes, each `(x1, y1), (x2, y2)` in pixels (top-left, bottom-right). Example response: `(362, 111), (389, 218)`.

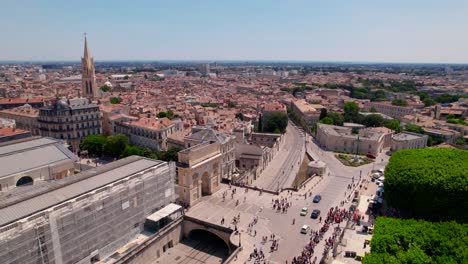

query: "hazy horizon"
(1, 0), (468, 63)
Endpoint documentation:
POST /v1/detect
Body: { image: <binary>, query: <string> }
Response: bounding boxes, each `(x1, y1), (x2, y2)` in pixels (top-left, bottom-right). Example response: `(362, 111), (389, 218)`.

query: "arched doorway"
(16, 176), (33, 187)
(201, 172), (210, 195)
(186, 229), (229, 260)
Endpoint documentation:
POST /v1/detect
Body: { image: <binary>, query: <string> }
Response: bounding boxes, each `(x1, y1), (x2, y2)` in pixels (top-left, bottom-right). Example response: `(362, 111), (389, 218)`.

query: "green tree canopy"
(423, 97), (436, 107)
(120, 145), (144, 158)
(385, 148), (468, 221)
(263, 112), (288, 133)
(383, 119), (402, 133)
(362, 114), (384, 127)
(100, 84), (111, 92)
(404, 124), (425, 134)
(110, 97), (121, 104)
(363, 217), (468, 264)
(326, 112), (344, 126)
(157, 111), (167, 118)
(103, 134), (129, 158)
(81, 134), (107, 156)
(392, 99), (408, 106)
(319, 108), (328, 120)
(156, 147), (181, 162)
(319, 117), (334, 125)
(344, 102), (359, 122)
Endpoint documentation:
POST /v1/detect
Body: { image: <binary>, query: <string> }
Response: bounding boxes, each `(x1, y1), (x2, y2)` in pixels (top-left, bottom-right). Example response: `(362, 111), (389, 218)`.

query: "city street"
(253, 122), (305, 191)
(187, 135), (390, 264)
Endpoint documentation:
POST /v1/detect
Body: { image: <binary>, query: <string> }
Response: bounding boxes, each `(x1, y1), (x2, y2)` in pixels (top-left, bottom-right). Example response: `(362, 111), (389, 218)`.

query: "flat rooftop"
(393, 132), (425, 141)
(0, 156), (166, 227)
(0, 137), (77, 180)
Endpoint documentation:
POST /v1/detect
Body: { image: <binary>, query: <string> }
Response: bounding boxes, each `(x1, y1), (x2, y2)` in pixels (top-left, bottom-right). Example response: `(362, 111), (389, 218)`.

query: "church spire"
(81, 33), (98, 100)
(83, 33), (90, 59)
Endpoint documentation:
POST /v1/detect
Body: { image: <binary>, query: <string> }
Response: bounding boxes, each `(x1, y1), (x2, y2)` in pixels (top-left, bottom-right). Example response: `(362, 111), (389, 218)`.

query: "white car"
(376, 176), (385, 186)
(301, 225), (310, 234)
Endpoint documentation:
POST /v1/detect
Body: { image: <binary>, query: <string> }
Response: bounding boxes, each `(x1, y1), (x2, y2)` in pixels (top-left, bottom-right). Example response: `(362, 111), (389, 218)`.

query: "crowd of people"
(272, 197), (293, 214)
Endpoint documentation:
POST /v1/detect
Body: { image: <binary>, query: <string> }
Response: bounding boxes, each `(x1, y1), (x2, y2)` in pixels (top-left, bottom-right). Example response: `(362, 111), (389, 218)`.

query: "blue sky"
(1, 0), (467, 63)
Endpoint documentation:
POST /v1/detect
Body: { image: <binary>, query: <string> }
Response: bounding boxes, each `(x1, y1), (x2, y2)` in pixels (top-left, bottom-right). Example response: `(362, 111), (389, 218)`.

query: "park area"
(335, 153), (373, 167)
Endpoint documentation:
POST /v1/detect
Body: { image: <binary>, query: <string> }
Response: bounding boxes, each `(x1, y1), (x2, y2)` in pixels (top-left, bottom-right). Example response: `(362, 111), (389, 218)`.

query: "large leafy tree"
(103, 134), (129, 158)
(383, 119), (402, 133)
(319, 117), (334, 125)
(263, 112), (288, 133)
(81, 134), (107, 156)
(120, 145), (143, 158)
(392, 99), (408, 106)
(327, 112), (344, 126)
(404, 124), (425, 134)
(385, 148), (468, 221)
(319, 108), (328, 120)
(362, 114), (384, 127)
(343, 102), (359, 122)
(363, 217), (468, 264)
(156, 147), (181, 162)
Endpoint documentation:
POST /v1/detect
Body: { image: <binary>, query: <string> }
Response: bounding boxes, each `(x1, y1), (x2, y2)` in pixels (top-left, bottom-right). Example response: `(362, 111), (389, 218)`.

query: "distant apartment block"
(0, 104), (40, 135)
(291, 99), (323, 125)
(0, 156), (175, 264)
(316, 123), (385, 156)
(365, 101), (414, 119)
(114, 117), (179, 151)
(38, 98), (101, 152)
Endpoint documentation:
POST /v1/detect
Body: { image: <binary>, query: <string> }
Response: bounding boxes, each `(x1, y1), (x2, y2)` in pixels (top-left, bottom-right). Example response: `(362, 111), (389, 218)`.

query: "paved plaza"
(186, 135), (390, 263)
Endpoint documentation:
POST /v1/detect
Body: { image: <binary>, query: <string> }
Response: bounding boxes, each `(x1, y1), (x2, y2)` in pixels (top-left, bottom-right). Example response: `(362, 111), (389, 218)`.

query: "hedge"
(385, 148), (468, 222)
(363, 217), (468, 264)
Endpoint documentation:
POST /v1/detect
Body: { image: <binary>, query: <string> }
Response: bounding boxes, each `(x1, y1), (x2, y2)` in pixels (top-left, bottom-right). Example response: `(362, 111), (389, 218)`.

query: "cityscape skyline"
(1, 0), (468, 63)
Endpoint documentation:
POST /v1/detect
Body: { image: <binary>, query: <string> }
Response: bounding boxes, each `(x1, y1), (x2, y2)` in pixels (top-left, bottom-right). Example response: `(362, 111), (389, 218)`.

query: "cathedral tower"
(81, 34), (98, 100)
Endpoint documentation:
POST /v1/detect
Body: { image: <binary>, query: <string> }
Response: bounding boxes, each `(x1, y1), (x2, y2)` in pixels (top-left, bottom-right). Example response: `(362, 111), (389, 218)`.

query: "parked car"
(300, 207), (308, 216)
(301, 225), (310, 234)
(366, 153), (376, 159)
(376, 176), (385, 185)
(313, 195), (322, 203)
(310, 209), (321, 219)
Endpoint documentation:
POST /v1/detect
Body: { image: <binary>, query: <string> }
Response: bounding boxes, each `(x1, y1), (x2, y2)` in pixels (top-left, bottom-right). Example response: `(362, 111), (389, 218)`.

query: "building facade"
(114, 117), (177, 151)
(184, 128), (236, 180)
(316, 123), (385, 156)
(37, 98), (102, 152)
(390, 132), (428, 152)
(176, 142), (222, 207)
(365, 101), (414, 119)
(291, 100), (322, 125)
(0, 104), (40, 135)
(0, 156), (175, 264)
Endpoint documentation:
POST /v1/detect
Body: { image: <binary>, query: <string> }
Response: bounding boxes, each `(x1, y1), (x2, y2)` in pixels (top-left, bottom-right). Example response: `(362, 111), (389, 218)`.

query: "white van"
(301, 225), (310, 234)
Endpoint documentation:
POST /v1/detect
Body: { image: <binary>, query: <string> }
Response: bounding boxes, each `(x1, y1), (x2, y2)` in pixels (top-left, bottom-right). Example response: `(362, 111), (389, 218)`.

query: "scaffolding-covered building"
(0, 156), (176, 264)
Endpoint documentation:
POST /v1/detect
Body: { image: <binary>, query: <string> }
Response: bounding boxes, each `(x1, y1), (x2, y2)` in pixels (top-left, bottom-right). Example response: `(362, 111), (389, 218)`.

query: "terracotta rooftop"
(0, 127), (30, 137)
(129, 117), (173, 130)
